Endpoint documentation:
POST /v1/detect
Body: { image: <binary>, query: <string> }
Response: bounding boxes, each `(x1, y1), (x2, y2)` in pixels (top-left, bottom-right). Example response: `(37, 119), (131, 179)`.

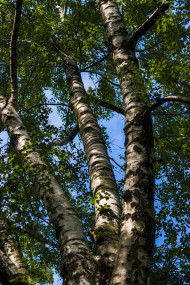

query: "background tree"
(0, 0), (189, 284)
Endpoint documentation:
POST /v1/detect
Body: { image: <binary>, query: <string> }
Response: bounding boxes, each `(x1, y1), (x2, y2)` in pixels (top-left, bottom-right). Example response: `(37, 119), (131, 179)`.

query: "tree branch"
(82, 70), (120, 87)
(22, 102), (71, 111)
(23, 98), (124, 116)
(135, 40), (164, 52)
(144, 96), (190, 116)
(52, 125), (79, 146)
(153, 110), (188, 116)
(109, 156), (125, 170)
(129, 0), (171, 47)
(9, 0), (23, 109)
(48, 99), (125, 148)
(49, 42), (124, 118)
(87, 95), (124, 115)
(80, 54), (109, 72)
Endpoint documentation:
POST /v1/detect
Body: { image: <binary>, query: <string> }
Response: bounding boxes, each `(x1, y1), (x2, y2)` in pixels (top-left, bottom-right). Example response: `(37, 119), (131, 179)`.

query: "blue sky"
(0, 74), (165, 285)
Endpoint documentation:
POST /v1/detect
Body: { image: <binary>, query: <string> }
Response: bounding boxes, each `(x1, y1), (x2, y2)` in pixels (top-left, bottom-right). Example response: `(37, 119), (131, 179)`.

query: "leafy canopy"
(0, 0), (189, 284)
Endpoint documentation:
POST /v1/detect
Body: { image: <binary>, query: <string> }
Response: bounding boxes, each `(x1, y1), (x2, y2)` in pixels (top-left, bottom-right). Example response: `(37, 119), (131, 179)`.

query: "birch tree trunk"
(0, 97), (97, 285)
(64, 55), (121, 284)
(97, 1), (155, 284)
(0, 218), (33, 285)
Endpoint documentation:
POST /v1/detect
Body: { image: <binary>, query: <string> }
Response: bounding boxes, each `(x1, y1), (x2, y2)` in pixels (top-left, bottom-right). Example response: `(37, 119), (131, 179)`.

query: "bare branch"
(109, 156), (125, 170)
(50, 99), (125, 148)
(144, 96), (190, 116)
(129, 0), (171, 47)
(80, 54), (109, 72)
(49, 40), (67, 59)
(88, 95), (124, 115)
(22, 103), (71, 111)
(18, 64), (62, 68)
(22, 98), (124, 116)
(49, 42), (124, 117)
(9, 0), (23, 108)
(82, 70), (120, 87)
(153, 110), (188, 116)
(52, 125), (79, 146)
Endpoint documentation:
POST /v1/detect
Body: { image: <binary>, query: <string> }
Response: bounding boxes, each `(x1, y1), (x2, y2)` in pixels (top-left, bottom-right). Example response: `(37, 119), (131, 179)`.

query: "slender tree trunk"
(9, 0), (23, 109)
(1, 0), (97, 283)
(64, 55), (121, 284)
(0, 218), (33, 285)
(97, 1), (155, 284)
(0, 97), (97, 285)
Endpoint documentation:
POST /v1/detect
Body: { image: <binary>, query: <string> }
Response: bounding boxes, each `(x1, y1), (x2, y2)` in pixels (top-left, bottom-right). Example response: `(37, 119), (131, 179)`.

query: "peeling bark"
(64, 56), (121, 284)
(97, 1), (155, 284)
(0, 96), (97, 285)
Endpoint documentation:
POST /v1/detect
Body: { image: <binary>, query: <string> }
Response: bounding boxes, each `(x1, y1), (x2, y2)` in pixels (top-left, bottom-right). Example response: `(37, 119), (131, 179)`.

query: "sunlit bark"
(97, 1), (155, 284)
(0, 96), (97, 285)
(64, 55), (121, 284)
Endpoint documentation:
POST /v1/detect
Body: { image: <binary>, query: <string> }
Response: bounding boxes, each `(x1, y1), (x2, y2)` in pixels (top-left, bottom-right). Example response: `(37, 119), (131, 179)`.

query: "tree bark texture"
(97, 1), (155, 284)
(64, 56), (121, 284)
(9, 0), (23, 108)
(0, 96), (97, 285)
(0, 218), (33, 285)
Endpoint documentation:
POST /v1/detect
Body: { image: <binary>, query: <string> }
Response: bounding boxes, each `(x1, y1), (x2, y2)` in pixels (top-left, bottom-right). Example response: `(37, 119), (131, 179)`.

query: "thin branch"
(52, 125), (79, 146)
(109, 156), (125, 170)
(19, 51), (39, 65)
(23, 98), (124, 116)
(17, 227), (58, 248)
(23, 103), (71, 111)
(155, 134), (187, 140)
(129, 0), (171, 47)
(82, 70), (120, 87)
(18, 64), (63, 68)
(49, 40), (67, 59)
(87, 95), (124, 115)
(144, 96), (190, 116)
(80, 54), (109, 72)
(50, 42), (124, 116)
(50, 100), (125, 147)
(9, 0), (23, 108)
(20, 66), (36, 106)
(135, 40), (164, 52)
(153, 110), (188, 116)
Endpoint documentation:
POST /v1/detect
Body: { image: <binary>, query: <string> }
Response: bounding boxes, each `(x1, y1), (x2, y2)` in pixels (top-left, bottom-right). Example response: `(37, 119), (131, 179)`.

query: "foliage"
(0, 0), (189, 284)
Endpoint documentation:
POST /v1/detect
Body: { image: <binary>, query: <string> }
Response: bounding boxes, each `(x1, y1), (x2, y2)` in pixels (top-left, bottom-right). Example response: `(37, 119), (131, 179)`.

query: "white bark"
(0, 218), (33, 285)
(97, 1), (155, 284)
(0, 96), (97, 285)
(64, 56), (121, 283)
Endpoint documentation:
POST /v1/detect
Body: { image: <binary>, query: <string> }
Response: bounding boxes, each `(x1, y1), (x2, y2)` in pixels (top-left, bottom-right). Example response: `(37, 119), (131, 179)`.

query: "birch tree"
(0, 0), (189, 284)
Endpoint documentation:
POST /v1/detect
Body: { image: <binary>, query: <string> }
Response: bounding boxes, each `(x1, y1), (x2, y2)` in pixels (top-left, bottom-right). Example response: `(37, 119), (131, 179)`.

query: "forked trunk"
(97, 1), (155, 284)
